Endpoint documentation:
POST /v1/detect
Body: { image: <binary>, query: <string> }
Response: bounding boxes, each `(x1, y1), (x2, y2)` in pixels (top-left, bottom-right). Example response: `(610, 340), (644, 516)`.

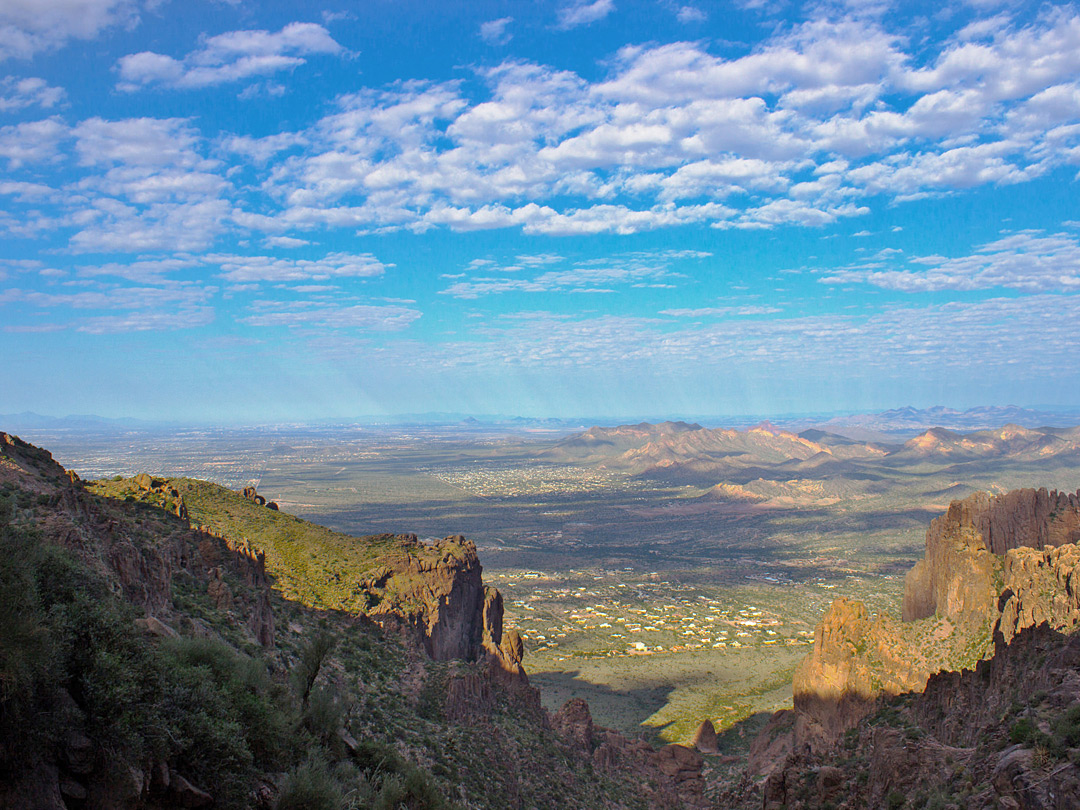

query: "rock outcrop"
(762, 623), (1080, 810)
(903, 488), (1080, 624)
(691, 719), (718, 753)
(779, 489), (1080, 760)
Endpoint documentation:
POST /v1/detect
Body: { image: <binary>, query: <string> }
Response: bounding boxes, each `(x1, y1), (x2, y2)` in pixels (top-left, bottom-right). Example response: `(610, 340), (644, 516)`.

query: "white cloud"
(822, 230), (1080, 292)
(263, 235), (311, 248)
(441, 249), (707, 298)
(7, 8), (1080, 251)
(116, 22), (343, 90)
(396, 295), (1080, 377)
(242, 301), (421, 330)
(0, 280), (216, 333)
(221, 131), (306, 163)
(557, 0), (615, 29)
(0, 117), (67, 167)
(0, 76), (65, 111)
(212, 252), (389, 283)
(661, 305), (781, 316)
(0, 0), (141, 60)
(676, 7), (706, 23)
(70, 198), (232, 252)
(479, 17), (513, 45)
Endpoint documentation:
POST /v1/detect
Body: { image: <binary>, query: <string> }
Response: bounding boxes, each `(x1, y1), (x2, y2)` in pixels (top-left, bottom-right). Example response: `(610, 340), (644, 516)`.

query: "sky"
(2, 0), (1080, 422)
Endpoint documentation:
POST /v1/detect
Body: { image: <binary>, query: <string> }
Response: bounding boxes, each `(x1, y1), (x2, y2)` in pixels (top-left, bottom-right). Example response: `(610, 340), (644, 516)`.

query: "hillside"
(0, 432), (709, 810)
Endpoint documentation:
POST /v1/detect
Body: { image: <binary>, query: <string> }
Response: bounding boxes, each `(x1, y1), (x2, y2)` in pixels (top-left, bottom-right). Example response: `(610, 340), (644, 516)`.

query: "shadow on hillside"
(714, 711), (776, 756)
(527, 669), (675, 740)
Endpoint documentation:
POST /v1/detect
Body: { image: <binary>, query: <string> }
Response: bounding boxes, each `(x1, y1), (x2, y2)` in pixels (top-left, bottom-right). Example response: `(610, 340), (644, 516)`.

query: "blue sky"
(2, 0), (1080, 421)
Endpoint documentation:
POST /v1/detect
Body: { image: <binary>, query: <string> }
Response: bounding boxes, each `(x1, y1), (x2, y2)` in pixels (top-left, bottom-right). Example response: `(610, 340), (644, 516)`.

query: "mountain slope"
(0, 432), (707, 810)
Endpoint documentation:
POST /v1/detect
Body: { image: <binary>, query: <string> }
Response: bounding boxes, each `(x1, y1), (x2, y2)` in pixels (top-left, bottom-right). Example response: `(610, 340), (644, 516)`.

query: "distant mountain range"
(807, 404), (1080, 440)
(544, 420), (1080, 487)
(3, 404), (1078, 438)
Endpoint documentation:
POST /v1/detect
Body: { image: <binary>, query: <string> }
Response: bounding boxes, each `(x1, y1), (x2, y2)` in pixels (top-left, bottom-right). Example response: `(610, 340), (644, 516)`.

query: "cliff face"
(366, 534), (526, 677)
(754, 489), (1080, 809)
(779, 489), (1080, 763)
(903, 488), (1080, 624)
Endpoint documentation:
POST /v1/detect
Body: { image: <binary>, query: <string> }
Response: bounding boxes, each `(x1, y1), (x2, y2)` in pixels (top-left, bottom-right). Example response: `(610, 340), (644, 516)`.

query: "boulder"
(691, 719), (717, 753)
(135, 615), (179, 638)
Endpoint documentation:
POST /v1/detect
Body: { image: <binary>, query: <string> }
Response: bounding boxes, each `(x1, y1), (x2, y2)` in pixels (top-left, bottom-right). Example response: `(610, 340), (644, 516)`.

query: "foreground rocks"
(762, 624), (1080, 810)
(742, 489), (1080, 809)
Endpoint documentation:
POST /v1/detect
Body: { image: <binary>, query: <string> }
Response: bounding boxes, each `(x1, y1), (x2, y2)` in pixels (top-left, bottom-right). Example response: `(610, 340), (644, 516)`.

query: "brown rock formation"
(369, 536), (527, 676)
(904, 488), (1080, 623)
(691, 719), (717, 753)
(763, 624), (1080, 810)
(551, 698), (708, 809)
(552, 698), (594, 752)
(997, 542), (1080, 643)
(784, 489), (1080, 755)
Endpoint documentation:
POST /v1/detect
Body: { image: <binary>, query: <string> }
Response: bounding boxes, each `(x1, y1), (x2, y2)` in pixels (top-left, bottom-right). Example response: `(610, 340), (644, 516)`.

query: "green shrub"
(1009, 717), (1038, 745)
(1052, 705), (1080, 749)
(275, 756), (344, 810)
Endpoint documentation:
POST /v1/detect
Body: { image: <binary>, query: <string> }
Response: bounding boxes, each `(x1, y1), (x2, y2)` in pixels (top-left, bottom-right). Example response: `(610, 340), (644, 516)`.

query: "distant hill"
(0, 411), (168, 431)
(545, 421), (887, 480)
(542, 420), (704, 463)
(890, 423), (1080, 463)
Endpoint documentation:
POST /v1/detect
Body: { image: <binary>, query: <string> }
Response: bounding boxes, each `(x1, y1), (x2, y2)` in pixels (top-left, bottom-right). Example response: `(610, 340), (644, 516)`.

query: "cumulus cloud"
(5, 8), (1080, 250)
(0, 117), (67, 168)
(0, 76), (65, 111)
(235, 12), (1080, 238)
(212, 252), (389, 283)
(116, 22), (343, 90)
(0, 0), (141, 60)
(676, 7), (706, 23)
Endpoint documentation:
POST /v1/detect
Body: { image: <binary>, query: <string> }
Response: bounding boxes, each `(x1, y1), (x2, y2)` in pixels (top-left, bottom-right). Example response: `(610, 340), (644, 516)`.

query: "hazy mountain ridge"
(816, 405), (1080, 441)
(545, 422), (1080, 502)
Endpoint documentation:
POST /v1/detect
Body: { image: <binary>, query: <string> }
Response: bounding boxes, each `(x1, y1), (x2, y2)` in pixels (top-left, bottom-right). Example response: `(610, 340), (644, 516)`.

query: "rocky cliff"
(766, 489), (1080, 770)
(903, 488), (1080, 624)
(0, 433), (276, 649)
